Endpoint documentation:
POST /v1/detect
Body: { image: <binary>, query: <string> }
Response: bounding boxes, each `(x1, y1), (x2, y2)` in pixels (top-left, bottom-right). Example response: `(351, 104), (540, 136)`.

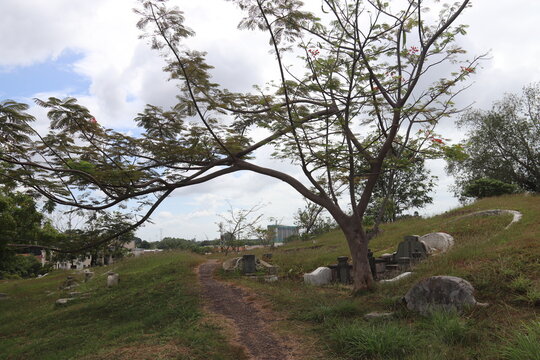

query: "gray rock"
(404, 276), (477, 315)
(419, 232), (454, 254)
(264, 275), (278, 283)
(303, 267), (332, 286)
(364, 312), (394, 320)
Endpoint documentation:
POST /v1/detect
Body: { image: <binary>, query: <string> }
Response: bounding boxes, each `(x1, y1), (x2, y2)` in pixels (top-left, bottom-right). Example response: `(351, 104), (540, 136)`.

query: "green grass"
(0, 251), (246, 360)
(218, 194), (540, 360)
(2, 194), (540, 359)
(501, 321), (540, 360)
(329, 321), (417, 359)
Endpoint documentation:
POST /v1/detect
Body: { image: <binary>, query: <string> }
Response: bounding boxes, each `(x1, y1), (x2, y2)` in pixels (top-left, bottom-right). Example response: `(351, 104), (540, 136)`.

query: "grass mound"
(221, 194), (540, 359)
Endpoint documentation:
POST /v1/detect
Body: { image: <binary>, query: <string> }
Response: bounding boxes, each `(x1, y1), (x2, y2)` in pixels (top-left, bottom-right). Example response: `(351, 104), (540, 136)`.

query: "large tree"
(447, 83), (540, 196)
(0, 0), (479, 291)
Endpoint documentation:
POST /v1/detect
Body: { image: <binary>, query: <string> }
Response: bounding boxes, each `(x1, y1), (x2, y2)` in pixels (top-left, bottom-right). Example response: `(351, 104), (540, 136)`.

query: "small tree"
(0, 0), (480, 291)
(294, 199), (335, 239)
(447, 83), (540, 195)
(217, 203), (265, 253)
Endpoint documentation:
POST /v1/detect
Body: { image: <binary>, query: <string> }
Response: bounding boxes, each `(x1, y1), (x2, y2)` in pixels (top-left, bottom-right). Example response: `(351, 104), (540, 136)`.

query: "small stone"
(303, 267), (332, 286)
(379, 272), (413, 284)
(364, 312), (394, 320)
(264, 275), (278, 283)
(68, 292), (82, 297)
(55, 298), (75, 305)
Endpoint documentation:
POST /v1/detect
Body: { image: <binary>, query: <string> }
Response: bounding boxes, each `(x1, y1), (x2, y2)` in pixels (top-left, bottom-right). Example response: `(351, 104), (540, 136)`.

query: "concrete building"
(267, 225), (299, 242)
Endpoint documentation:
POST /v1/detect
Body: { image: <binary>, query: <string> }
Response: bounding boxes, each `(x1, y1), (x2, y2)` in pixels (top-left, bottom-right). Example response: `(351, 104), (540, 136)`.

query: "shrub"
(329, 321), (416, 359)
(462, 178), (517, 199)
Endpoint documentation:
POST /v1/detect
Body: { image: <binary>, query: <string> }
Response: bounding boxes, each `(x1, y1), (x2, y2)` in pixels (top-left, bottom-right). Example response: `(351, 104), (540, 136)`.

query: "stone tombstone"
(397, 257), (411, 271)
(303, 267), (332, 286)
(404, 276), (478, 315)
(60, 276), (77, 290)
(396, 235), (427, 261)
(337, 256), (351, 284)
(368, 249), (377, 279)
(242, 254), (256, 274)
(84, 270), (94, 282)
(419, 232), (454, 255)
(107, 272), (119, 287)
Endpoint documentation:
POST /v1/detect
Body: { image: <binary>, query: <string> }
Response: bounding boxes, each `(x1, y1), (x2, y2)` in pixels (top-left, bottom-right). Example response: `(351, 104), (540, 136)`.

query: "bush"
(462, 178), (517, 199)
(329, 321), (417, 359)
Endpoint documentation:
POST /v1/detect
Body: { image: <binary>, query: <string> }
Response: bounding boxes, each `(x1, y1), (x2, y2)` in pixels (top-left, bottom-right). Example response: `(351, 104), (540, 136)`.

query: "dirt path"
(198, 260), (291, 360)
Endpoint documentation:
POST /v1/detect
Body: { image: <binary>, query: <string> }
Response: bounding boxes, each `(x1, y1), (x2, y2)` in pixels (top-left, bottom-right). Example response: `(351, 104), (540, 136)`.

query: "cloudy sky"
(2, 0), (539, 241)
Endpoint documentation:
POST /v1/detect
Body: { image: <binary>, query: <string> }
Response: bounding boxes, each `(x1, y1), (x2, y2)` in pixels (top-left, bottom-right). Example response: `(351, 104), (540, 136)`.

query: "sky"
(1, 0), (540, 242)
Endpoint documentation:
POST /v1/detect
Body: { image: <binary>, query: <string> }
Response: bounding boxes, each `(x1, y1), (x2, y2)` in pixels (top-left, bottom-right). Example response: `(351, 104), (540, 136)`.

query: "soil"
(198, 260), (293, 360)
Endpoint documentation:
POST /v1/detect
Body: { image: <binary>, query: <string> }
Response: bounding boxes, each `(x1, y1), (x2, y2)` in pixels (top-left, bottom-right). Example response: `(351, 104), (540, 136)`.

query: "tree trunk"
(344, 226), (374, 292)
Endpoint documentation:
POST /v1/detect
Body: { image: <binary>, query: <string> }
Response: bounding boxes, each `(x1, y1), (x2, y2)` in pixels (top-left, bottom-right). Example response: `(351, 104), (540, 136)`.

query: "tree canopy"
(447, 83), (540, 197)
(0, 0), (479, 290)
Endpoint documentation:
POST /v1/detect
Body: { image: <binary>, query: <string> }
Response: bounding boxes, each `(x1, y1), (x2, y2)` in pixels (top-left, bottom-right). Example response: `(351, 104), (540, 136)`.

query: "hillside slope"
(0, 252), (246, 360)
(225, 194), (540, 360)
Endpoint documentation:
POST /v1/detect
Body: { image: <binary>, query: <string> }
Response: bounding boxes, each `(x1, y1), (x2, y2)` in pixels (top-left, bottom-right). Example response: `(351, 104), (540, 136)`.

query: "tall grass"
(329, 321), (417, 359)
(501, 321), (540, 360)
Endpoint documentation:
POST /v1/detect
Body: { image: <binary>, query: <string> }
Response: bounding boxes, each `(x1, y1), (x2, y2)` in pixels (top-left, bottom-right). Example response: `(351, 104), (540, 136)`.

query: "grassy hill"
(0, 252), (245, 360)
(219, 194), (540, 359)
(1, 194), (539, 359)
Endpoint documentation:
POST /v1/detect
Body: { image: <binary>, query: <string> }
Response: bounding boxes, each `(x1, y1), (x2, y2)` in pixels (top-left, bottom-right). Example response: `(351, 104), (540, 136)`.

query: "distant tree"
(0, 188), (59, 277)
(294, 199), (335, 239)
(366, 155), (436, 230)
(0, 0), (479, 291)
(447, 83), (540, 196)
(462, 178), (517, 199)
(217, 203), (265, 253)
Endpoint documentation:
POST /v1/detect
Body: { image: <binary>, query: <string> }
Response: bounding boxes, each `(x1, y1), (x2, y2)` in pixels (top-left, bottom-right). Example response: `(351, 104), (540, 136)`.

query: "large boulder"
(419, 232), (454, 254)
(404, 276), (477, 315)
(303, 267), (332, 286)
